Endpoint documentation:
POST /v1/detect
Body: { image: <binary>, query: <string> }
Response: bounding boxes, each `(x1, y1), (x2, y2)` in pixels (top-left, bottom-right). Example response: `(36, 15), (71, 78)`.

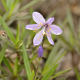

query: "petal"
(33, 28), (44, 46)
(46, 30), (54, 45)
(50, 25), (62, 35)
(32, 12), (45, 24)
(46, 17), (54, 24)
(25, 24), (42, 30)
(38, 45), (43, 58)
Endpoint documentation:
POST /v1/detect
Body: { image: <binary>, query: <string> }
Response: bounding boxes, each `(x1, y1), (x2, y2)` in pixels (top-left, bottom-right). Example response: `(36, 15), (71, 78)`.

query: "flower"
(38, 45), (43, 58)
(25, 12), (62, 45)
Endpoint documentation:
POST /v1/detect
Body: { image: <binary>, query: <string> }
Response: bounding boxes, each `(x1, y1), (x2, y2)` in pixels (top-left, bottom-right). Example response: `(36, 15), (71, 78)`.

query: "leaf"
(1, 0), (8, 11)
(6, 0), (13, 9)
(30, 54), (37, 63)
(50, 68), (71, 79)
(43, 50), (66, 75)
(67, 8), (77, 38)
(8, 0), (19, 17)
(42, 41), (60, 74)
(41, 64), (58, 80)
(18, 75), (23, 80)
(67, 8), (74, 30)
(30, 70), (35, 80)
(14, 58), (18, 76)
(19, 0), (39, 12)
(2, 10), (10, 20)
(0, 10), (10, 26)
(3, 57), (13, 73)
(16, 25), (19, 44)
(0, 66), (8, 74)
(0, 8), (4, 14)
(0, 16), (16, 44)
(22, 43), (31, 80)
(20, 30), (28, 41)
(75, 67), (80, 80)
(0, 43), (7, 64)
(16, 15), (31, 20)
(56, 76), (67, 80)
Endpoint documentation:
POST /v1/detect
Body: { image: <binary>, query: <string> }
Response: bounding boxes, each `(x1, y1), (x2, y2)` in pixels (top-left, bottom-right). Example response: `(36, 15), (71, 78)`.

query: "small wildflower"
(25, 12), (62, 46)
(38, 45), (43, 58)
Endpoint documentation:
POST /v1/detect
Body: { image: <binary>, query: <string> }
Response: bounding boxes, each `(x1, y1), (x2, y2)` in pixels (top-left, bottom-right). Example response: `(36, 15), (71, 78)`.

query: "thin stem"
(33, 35), (45, 80)
(33, 59), (41, 80)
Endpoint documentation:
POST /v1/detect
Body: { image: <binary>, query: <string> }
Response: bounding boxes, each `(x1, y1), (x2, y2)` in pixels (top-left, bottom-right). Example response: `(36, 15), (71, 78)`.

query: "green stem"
(33, 59), (41, 80)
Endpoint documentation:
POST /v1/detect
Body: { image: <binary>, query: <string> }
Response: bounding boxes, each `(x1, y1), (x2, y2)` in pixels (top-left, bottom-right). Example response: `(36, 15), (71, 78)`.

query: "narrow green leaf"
(43, 50), (66, 75)
(0, 16), (16, 44)
(16, 15), (31, 20)
(43, 41), (60, 74)
(6, 0), (13, 9)
(14, 58), (18, 76)
(50, 68), (71, 79)
(2, 10), (10, 21)
(0, 43), (7, 64)
(3, 57), (13, 73)
(41, 64), (58, 80)
(67, 8), (74, 29)
(50, 51), (66, 70)
(0, 66), (8, 74)
(19, 0), (39, 12)
(30, 54), (37, 63)
(75, 67), (80, 80)
(0, 8), (4, 14)
(45, 41), (60, 66)
(22, 44), (31, 80)
(15, 40), (22, 49)
(56, 77), (67, 80)
(20, 30), (28, 41)
(16, 25), (19, 44)
(8, 0), (19, 17)
(18, 75), (23, 80)
(59, 35), (72, 50)
(1, 0), (8, 11)
(30, 70), (35, 80)
(67, 8), (77, 38)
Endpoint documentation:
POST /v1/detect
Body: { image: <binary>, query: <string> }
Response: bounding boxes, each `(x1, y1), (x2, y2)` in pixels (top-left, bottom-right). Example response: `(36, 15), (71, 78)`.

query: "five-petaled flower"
(25, 12), (62, 46)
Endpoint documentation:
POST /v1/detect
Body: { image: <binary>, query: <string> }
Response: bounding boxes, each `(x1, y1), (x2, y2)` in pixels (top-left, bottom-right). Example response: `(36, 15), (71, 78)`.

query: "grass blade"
(43, 41), (60, 74)
(41, 64), (58, 80)
(30, 70), (35, 80)
(19, 0), (39, 12)
(50, 68), (71, 79)
(22, 43), (31, 80)
(18, 75), (23, 80)
(0, 16), (16, 44)
(3, 57), (13, 73)
(14, 58), (18, 76)
(1, 0), (8, 11)
(75, 67), (80, 80)
(0, 43), (7, 64)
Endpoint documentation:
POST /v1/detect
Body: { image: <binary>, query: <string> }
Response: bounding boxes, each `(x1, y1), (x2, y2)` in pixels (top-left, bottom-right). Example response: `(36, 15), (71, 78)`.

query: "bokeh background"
(0, 0), (80, 80)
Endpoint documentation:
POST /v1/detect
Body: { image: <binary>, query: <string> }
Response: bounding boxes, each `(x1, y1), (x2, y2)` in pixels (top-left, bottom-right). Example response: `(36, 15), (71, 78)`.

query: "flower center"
(44, 24), (49, 29)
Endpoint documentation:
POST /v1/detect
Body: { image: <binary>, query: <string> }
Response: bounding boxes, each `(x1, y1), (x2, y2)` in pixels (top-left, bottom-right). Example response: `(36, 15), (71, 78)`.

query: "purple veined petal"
(46, 30), (54, 45)
(46, 17), (54, 24)
(32, 12), (45, 24)
(33, 28), (44, 46)
(25, 24), (42, 30)
(38, 45), (43, 58)
(50, 25), (62, 35)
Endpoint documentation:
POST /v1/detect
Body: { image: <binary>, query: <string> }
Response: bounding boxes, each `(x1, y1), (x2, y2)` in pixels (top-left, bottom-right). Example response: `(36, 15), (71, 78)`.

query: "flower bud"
(38, 45), (43, 58)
